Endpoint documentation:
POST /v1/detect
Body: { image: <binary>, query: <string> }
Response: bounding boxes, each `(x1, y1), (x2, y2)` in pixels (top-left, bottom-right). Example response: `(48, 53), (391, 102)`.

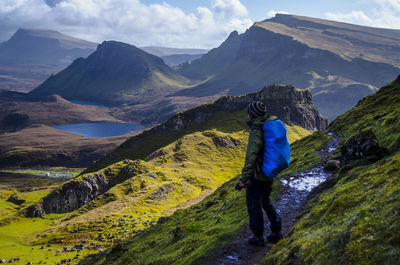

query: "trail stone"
(324, 160), (341, 171)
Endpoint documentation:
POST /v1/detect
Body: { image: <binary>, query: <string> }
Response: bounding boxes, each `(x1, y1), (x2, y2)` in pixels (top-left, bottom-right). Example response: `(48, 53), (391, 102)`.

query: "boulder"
(324, 160), (341, 171)
(341, 130), (387, 163)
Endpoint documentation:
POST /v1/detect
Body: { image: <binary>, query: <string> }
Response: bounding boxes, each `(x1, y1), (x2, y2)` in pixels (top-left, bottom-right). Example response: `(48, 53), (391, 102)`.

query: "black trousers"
(246, 178), (281, 237)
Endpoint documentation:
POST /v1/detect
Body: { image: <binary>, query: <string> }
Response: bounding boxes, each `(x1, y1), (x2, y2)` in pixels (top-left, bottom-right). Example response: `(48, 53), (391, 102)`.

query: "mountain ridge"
(29, 41), (191, 105)
(176, 14), (400, 120)
(0, 28), (97, 65)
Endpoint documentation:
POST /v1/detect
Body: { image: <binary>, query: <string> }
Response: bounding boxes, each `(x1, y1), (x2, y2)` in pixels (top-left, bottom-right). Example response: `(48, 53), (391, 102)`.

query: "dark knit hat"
(248, 101), (267, 118)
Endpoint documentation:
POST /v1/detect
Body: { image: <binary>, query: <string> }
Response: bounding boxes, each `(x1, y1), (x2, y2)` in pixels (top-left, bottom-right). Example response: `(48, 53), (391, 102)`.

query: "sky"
(0, 0), (400, 49)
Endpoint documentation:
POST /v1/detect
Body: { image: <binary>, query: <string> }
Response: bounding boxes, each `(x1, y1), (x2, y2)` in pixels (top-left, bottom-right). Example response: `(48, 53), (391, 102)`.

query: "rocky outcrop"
(42, 173), (109, 214)
(340, 130), (389, 163)
(163, 85), (327, 131)
(26, 173), (108, 217)
(26, 161), (145, 217)
(26, 203), (45, 218)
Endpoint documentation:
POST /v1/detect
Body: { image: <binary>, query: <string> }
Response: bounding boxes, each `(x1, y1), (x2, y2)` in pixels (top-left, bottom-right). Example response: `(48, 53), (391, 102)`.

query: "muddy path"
(204, 132), (341, 265)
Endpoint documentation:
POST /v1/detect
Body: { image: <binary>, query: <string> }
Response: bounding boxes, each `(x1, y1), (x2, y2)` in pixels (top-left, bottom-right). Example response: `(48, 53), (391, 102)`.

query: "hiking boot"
(248, 235), (265, 246)
(266, 232), (282, 243)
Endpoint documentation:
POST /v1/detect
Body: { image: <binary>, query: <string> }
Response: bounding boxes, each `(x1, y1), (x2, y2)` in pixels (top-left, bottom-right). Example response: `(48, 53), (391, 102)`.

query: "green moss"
(329, 77), (400, 151)
(80, 175), (248, 265)
(262, 152), (400, 265)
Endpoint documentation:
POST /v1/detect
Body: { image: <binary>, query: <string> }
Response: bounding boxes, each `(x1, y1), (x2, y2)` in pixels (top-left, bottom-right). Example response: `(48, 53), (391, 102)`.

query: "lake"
(52, 122), (144, 138)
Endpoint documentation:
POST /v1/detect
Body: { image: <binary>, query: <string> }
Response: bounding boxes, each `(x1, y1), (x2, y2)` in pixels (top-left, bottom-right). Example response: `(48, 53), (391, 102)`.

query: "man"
(236, 101), (282, 246)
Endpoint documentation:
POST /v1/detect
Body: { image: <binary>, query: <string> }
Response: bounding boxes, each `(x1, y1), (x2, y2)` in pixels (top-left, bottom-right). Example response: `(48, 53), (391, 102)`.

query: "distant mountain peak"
(30, 40), (190, 105)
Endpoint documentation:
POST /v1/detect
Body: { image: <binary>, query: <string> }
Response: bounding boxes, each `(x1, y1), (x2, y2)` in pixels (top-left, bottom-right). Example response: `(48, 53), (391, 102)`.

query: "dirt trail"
(204, 133), (341, 265)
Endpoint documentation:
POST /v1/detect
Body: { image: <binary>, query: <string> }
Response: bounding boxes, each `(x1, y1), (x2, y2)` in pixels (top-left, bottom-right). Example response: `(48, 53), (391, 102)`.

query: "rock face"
(163, 84), (327, 131)
(42, 173), (109, 214)
(340, 130), (389, 163)
(26, 173), (108, 217)
(26, 161), (144, 217)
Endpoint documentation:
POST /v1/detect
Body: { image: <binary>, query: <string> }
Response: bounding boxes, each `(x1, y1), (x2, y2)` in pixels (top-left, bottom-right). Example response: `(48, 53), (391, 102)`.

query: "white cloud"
(0, 0), (253, 48)
(325, 0), (400, 29)
(267, 10), (291, 18)
(212, 0), (248, 19)
(326, 11), (373, 25)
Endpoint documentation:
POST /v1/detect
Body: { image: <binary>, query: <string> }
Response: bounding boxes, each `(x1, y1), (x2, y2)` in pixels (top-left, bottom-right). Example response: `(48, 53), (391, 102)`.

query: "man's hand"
(235, 181), (247, 191)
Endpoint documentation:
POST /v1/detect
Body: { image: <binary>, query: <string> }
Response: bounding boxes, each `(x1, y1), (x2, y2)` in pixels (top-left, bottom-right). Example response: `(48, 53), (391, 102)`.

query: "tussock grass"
(262, 77), (400, 265)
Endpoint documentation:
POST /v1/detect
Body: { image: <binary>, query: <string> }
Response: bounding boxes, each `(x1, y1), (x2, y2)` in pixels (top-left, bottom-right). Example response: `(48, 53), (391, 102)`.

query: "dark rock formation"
(164, 85), (327, 131)
(26, 161), (145, 217)
(41, 173), (109, 214)
(341, 130), (389, 163)
(26, 203), (45, 218)
(26, 173), (108, 217)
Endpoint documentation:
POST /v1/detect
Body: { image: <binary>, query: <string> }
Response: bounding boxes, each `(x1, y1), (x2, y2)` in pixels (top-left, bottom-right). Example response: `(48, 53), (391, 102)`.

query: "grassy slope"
(0, 117), (310, 264)
(83, 109), (250, 174)
(261, 76), (400, 264)
(263, 153), (400, 265)
(329, 76), (400, 151)
(80, 128), (327, 265)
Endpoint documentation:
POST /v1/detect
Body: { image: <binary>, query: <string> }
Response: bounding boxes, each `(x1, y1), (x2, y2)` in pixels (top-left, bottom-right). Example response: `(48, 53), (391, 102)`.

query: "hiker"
(236, 101), (289, 246)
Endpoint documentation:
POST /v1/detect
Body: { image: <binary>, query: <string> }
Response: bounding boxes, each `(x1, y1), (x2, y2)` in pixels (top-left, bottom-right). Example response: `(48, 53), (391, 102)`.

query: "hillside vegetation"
(0, 119), (310, 264)
(80, 126), (327, 265)
(261, 76), (400, 264)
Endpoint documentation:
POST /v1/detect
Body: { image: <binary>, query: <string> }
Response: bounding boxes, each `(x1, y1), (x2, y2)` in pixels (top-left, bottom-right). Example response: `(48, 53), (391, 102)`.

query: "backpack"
(253, 118), (291, 178)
